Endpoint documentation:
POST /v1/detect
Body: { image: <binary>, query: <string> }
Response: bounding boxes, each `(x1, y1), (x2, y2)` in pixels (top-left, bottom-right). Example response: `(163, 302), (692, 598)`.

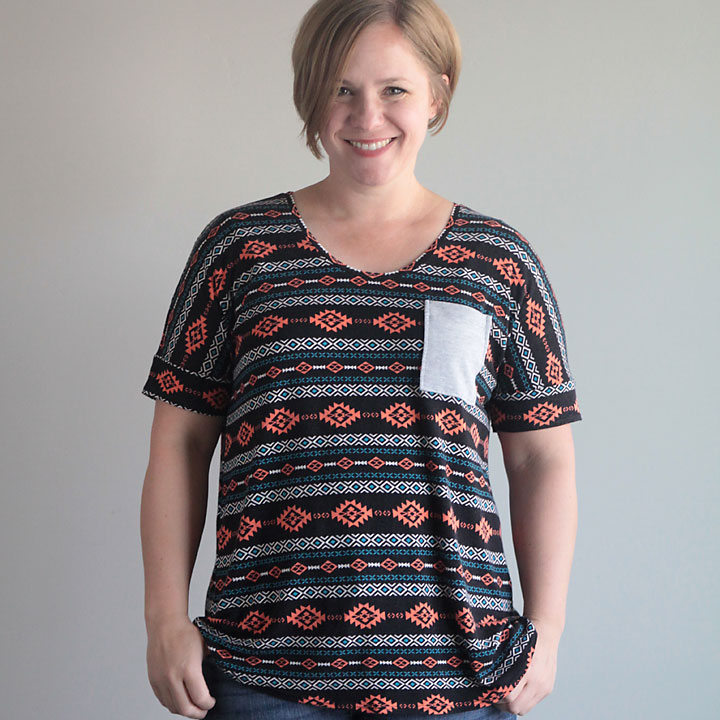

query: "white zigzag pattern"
(219, 477), (498, 519)
(241, 254), (517, 307)
(480, 233), (573, 369)
(163, 236), (236, 357)
(221, 429), (488, 475)
(194, 619), (533, 690)
(195, 666), (530, 692)
(198, 622), (525, 652)
(507, 315), (544, 388)
(214, 533), (507, 566)
(235, 291), (425, 319)
(493, 379), (576, 402)
(206, 582), (516, 613)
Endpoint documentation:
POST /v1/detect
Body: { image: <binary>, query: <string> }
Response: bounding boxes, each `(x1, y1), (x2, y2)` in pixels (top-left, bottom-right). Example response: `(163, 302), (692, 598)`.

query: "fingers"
(152, 668), (216, 719)
(506, 682), (523, 701)
(501, 678), (552, 717)
(494, 678), (526, 715)
(185, 667), (217, 713)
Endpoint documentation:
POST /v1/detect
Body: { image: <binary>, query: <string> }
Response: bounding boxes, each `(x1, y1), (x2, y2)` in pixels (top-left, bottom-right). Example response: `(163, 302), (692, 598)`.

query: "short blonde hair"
(291, 0), (462, 160)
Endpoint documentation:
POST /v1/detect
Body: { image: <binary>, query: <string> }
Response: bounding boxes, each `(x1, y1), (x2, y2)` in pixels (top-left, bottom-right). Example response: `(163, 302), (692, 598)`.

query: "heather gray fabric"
(419, 299), (493, 405)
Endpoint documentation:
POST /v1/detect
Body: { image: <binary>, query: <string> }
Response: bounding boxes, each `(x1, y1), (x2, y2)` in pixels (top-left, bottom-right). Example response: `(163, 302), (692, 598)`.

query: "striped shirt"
(141, 190), (581, 716)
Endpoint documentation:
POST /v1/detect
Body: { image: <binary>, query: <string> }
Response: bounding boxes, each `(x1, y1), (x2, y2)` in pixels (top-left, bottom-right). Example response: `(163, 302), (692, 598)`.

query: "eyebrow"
(340, 77), (412, 85)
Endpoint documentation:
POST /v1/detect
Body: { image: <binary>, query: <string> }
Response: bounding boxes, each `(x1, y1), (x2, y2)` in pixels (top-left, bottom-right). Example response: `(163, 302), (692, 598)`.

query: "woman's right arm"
(140, 399), (223, 718)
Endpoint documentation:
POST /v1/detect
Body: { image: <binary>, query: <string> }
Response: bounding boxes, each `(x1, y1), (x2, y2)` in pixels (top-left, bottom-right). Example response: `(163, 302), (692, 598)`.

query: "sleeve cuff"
(489, 392), (582, 432)
(141, 354), (231, 417)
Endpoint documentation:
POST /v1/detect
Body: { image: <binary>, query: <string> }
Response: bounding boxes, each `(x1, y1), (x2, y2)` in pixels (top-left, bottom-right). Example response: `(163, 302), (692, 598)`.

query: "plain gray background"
(2, 1), (718, 718)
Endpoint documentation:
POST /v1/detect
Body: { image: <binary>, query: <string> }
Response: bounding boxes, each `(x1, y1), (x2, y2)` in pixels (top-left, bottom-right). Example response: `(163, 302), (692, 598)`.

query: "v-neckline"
(286, 190), (458, 277)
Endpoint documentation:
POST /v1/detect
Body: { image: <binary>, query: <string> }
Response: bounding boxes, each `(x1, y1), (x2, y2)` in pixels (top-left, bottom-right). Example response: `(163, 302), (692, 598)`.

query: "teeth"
(348, 138), (393, 150)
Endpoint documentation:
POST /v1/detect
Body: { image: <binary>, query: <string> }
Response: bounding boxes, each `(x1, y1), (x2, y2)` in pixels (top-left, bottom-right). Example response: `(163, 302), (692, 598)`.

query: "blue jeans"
(202, 657), (517, 720)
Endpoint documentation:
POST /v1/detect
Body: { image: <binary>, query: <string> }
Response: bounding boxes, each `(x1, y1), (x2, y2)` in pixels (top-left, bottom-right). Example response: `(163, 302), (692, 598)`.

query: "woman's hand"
(493, 618), (562, 716)
(146, 615), (216, 719)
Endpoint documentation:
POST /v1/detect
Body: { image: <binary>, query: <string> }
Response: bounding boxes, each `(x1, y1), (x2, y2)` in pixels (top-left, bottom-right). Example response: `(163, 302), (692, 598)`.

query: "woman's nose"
(349, 93), (384, 128)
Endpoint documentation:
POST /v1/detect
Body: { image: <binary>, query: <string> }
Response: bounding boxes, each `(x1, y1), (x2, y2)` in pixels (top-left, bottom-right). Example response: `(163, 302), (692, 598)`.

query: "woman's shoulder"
(200, 191), (292, 231)
(181, 191), (293, 264)
(455, 202), (540, 256)
(452, 202), (564, 298)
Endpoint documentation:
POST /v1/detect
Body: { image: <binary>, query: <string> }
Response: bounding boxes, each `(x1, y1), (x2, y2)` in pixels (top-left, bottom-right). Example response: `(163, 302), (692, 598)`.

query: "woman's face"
(319, 22), (447, 191)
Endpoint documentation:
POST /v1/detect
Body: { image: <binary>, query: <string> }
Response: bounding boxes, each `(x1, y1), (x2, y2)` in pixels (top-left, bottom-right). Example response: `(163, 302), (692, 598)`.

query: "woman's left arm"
(494, 423), (578, 715)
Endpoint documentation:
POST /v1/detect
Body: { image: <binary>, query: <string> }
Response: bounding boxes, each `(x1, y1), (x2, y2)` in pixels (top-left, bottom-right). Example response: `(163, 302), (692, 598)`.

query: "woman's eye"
(336, 86), (406, 97)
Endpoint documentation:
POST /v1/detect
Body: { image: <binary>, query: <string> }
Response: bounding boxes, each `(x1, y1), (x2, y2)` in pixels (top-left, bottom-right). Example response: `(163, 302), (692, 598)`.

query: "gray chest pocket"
(419, 299), (494, 405)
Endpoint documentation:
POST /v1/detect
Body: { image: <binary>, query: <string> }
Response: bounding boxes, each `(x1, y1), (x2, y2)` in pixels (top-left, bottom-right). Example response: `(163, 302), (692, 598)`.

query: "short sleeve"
(487, 236), (582, 432)
(141, 215), (236, 417)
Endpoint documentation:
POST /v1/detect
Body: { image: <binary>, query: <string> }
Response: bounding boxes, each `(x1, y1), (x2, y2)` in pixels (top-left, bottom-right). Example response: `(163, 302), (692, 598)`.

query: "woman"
(140, 1), (581, 719)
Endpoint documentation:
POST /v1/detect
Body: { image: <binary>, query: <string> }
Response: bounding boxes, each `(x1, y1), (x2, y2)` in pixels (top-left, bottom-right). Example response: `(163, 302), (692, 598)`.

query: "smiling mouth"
(345, 137), (397, 150)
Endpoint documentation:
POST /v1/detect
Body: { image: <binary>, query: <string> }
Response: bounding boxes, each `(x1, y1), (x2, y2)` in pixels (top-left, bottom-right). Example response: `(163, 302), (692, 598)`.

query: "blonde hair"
(291, 0), (462, 160)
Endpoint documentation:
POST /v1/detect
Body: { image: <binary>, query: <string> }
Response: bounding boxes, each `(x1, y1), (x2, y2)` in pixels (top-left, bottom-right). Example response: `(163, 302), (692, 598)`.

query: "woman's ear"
(430, 74), (450, 120)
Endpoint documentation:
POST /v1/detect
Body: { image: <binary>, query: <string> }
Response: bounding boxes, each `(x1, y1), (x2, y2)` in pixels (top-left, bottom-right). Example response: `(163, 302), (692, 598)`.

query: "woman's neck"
(299, 176), (437, 225)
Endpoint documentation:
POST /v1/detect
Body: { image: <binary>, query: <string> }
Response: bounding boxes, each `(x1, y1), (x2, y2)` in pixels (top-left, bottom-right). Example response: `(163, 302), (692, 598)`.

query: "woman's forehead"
(340, 26), (429, 78)
(340, 76), (414, 86)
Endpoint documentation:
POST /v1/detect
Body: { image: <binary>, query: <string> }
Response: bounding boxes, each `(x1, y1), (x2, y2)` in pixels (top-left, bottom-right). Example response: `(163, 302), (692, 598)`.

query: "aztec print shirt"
(141, 190), (582, 717)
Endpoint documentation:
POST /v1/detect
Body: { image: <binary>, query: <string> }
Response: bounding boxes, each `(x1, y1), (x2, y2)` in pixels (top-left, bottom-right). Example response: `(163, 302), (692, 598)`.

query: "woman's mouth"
(345, 137), (397, 156)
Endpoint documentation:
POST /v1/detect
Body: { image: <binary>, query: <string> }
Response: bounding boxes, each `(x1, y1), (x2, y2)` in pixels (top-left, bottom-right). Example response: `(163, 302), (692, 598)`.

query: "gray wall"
(2, 1), (717, 717)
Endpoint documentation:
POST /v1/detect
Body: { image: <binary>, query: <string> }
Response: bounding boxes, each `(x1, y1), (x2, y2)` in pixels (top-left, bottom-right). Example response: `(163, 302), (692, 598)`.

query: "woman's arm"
(141, 400), (222, 627)
(493, 423), (577, 715)
(140, 399), (223, 718)
(499, 423), (577, 634)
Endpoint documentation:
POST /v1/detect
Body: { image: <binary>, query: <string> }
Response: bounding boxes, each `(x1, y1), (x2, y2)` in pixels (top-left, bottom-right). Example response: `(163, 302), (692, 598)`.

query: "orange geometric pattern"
(332, 499), (373, 528)
(141, 191), (579, 715)
(525, 297), (546, 337)
(345, 602), (386, 629)
(493, 256), (525, 286)
(406, 602), (439, 629)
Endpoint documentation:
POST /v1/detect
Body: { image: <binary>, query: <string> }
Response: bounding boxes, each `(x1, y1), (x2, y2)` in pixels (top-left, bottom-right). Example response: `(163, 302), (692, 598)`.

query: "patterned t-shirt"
(141, 190), (581, 717)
